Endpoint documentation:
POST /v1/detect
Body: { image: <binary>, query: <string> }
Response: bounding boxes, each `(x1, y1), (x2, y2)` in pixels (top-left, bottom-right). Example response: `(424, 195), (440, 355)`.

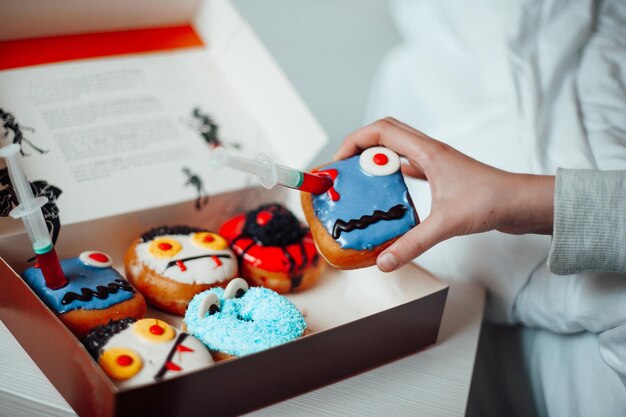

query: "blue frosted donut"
(184, 278), (306, 357)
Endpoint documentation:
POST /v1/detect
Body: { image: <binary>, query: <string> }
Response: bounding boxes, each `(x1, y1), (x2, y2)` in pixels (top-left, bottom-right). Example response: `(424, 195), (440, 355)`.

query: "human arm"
(334, 117), (555, 272)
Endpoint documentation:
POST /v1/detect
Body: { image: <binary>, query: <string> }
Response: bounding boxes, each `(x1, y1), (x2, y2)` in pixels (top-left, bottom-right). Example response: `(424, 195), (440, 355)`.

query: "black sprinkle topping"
(140, 225), (207, 242)
(242, 203), (306, 246)
(82, 318), (136, 359)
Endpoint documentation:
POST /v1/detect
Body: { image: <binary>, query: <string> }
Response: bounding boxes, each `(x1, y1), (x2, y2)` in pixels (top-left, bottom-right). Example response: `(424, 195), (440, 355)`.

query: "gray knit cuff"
(548, 168), (626, 275)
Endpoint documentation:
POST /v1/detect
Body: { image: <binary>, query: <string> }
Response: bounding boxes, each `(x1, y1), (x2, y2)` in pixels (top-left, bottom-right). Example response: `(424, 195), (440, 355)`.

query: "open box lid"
(0, 0), (328, 252)
(0, 4), (452, 417)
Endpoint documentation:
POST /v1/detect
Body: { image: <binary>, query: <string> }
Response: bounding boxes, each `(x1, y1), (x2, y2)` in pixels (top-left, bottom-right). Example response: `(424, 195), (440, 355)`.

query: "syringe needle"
(210, 147), (332, 194)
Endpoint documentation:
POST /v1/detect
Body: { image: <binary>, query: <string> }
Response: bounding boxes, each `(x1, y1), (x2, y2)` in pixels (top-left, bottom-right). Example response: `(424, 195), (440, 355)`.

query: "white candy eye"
(224, 278), (249, 299)
(359, 147), (400, 176)
(198, 292), (220, 319)
(79, 251), (113, 268)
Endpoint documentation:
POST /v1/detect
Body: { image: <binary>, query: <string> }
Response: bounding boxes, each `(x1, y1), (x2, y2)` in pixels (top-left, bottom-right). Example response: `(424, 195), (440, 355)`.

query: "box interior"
(0, 1), (448, 415)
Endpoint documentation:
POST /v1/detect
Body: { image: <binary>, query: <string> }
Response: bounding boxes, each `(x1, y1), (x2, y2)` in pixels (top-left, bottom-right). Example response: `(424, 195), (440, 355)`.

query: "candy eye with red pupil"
(191, 232), (228, 250)
(98, 348), (142, 380)
(359, 146), (400, 176)
(373, 153), (388, 165)
(148, 238), (182, 258)
(158, 242), (173, 250)
(149, 324), (165, 335)
(89, 253), (109, 263)
(79, 251), (113, 268)
(256, 211), (273, 226)
(116, 354), (134, 366)
(133, 318), (175, 342)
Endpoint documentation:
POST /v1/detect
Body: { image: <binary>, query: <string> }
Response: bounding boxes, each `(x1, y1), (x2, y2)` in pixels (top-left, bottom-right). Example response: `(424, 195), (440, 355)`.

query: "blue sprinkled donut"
(184, 278), (306, 357)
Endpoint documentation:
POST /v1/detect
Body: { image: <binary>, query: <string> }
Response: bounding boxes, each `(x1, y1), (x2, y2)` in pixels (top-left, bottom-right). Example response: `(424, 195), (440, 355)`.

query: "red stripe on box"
(0, 25), (204, 70)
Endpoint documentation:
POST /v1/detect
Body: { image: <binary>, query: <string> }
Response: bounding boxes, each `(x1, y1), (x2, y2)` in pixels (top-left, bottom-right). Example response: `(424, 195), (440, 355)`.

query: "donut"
(184, 278), (306, 359)
(301, 146), (419, 269)
(21, 251), (147, 338)
(83, 318), (213, 389)
(124, 226), (238, 316)
(218, 203), (323, 293)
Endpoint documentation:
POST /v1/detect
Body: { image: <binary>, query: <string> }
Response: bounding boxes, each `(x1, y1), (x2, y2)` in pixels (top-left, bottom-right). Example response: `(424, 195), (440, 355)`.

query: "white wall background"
(231, 0), (399, 167)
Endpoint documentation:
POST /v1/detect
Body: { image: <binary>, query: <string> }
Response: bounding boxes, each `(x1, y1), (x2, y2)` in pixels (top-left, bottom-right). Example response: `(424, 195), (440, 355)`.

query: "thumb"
(376, 213), (448, 272)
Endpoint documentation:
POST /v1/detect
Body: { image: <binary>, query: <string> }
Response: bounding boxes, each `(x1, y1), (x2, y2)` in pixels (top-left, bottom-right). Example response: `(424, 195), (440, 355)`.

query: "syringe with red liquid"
(0, 144), (67, 289)
(210, 147), (333, 194)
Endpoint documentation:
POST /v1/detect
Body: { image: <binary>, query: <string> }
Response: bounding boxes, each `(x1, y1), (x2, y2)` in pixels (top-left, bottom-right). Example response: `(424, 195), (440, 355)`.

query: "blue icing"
(184, 287), (306, 357)
(311, 155), (417, 250)
(21, 257), (134, 314)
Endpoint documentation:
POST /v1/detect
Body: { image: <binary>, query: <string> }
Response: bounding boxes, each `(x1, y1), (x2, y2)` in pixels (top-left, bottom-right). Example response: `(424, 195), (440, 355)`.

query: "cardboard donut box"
(0, 1), (449, 416)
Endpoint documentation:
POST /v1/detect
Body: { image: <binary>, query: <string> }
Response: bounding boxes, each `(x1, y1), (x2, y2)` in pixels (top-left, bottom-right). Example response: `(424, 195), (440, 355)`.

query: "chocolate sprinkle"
(82, 318), (136, 359)
(140, 225), (207, 242)
(242, 203), (306, 246)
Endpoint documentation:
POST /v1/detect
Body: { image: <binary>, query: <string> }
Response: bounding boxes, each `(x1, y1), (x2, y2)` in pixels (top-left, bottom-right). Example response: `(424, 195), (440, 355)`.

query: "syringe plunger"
(0, 144), (66, 289)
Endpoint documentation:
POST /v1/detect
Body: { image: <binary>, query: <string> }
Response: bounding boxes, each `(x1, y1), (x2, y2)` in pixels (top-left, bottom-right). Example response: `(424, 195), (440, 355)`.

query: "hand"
(334, 118), (555, 272)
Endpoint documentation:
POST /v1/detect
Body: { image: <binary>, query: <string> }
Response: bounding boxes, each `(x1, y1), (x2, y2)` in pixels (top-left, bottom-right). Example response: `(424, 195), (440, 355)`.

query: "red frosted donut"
(219, 203), (324, 293)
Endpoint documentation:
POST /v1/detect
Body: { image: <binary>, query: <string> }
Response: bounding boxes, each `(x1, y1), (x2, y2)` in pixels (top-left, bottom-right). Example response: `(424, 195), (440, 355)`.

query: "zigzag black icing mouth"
(332, 204), (408, 239)
(61, 279), (134, 305)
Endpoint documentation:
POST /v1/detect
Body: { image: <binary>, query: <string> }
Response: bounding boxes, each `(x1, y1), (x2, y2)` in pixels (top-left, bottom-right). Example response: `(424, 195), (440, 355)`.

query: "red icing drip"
(35, 249), (68, 289)
(328, 188), (340, 202)
(256, 211), (273, 226)
(116, 354), (133, 366)
(175, 260), (187, 272)
(165, 361), (181, 371)
(316, 169), (340, 201)
(211, 255), (222, 268)
(300, 172), (333, 195)
(149, 324), (165, 335)
(176, 344), (194, 353)
(203, 235), (215, 242)
(158, 242), (173, 250)
(373, 153), (388, 165)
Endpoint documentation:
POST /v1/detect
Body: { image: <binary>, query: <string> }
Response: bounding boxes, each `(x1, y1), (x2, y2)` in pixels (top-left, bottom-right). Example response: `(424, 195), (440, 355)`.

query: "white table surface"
(0, 280), (484, 417)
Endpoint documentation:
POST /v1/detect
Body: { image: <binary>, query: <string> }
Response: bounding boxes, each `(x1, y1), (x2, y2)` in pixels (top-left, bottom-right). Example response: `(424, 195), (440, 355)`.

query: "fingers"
(332, 122), (380, 161)
(376, 213), (450, 272)
(333, 117), (435, 161)
(401, 163), (427, 180)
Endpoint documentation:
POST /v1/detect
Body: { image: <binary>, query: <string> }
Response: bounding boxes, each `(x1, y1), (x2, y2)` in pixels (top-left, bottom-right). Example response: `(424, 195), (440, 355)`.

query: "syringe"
(210, 147), (332, 194)
(0, 144), (67, 289)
